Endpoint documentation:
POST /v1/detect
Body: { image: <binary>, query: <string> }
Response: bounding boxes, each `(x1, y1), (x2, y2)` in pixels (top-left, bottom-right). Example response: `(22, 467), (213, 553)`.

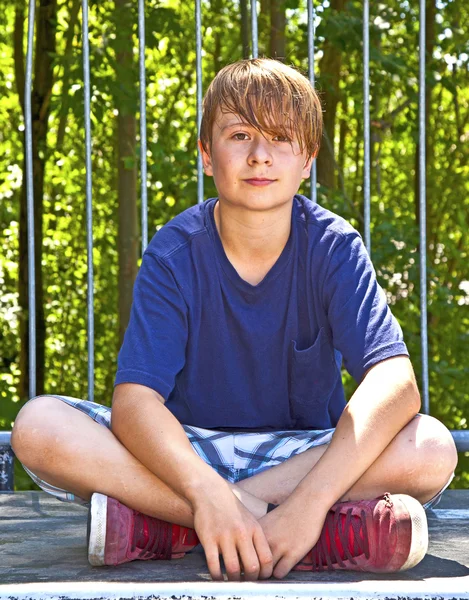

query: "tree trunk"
(413, 0), (437, 337)
(259, 0), (270, 56)
(115, 0), (138, 347)
(240, 0), (250, 58)
(370, 32), (382, 203)
(270, 0), (285, 60)
(316, 0), (345, 191)
(16, 0), (57, 402)
(56, 0), (81, 150)
(212, 0), (222, 73)
(352, 116), (362, 210)
(414, 0), (436, 231)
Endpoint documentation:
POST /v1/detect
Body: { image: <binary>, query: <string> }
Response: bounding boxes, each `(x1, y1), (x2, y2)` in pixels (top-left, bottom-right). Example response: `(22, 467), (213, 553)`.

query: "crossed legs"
(237, 412), (457, 507)
(11, 396), (457, 529)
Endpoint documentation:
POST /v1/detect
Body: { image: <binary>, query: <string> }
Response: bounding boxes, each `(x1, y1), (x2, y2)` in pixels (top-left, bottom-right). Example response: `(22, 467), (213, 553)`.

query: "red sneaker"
(87, 493), (200, 566)
(293, 493), (428, 573)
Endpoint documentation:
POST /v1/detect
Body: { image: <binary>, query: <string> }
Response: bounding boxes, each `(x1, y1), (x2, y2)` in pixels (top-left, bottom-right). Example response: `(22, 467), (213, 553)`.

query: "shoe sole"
(395, 494), (429, 571)
(88, 492), (108, 566)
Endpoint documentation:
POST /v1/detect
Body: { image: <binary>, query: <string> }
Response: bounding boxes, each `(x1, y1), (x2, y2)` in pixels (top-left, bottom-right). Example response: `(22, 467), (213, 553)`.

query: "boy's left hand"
(258, 494), (329, 579)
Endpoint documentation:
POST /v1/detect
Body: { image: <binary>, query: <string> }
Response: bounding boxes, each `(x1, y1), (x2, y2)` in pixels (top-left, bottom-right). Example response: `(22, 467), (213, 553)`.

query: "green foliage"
(0, 0), (468, 491)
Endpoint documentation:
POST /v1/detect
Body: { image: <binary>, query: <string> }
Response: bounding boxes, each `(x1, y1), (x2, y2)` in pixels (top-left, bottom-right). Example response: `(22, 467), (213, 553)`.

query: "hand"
(192, 482), (273, 581)
(259, 495), (328, 579)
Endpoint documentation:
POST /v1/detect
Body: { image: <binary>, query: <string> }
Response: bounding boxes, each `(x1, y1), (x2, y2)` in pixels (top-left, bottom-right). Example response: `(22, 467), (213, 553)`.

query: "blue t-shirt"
(114, 195), (408, 430)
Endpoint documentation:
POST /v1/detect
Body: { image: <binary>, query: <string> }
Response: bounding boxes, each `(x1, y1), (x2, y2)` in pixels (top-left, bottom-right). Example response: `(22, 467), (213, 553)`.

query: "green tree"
(0, 0), (467, 491)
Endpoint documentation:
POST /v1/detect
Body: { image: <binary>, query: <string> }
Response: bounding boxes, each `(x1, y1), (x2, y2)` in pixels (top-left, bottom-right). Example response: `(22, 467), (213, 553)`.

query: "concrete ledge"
(1, 491), (468, 600)
(1, 580), (469, 600)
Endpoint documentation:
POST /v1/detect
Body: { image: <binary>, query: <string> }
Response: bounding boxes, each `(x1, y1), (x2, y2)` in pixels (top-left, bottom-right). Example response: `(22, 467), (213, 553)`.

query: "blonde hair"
(200, 58), (322, 157)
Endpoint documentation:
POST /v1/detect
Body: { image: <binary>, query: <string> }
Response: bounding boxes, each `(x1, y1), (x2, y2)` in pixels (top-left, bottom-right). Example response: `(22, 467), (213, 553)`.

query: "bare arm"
(261, 355), (421, 577)
(111, 382), (221, 501)
(292, 355), (420, 505)
(111, 383), (273, 581)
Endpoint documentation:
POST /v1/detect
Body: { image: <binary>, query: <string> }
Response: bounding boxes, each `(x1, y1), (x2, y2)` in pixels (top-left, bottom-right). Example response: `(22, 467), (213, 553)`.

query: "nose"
(247, 136), (273, 166)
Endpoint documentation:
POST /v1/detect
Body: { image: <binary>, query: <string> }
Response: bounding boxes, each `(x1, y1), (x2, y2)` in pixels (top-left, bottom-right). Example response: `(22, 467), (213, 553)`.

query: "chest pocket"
(289, 327), (339, 411)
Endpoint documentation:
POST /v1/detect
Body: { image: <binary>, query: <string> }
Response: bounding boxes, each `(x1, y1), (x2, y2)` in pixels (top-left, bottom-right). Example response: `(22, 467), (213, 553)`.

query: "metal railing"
(1, 0), (467, 493)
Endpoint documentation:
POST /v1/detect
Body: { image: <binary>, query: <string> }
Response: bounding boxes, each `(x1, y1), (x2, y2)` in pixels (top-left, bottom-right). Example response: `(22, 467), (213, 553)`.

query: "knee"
(11, 396), (64, 470)
(410, 414), (458, 486)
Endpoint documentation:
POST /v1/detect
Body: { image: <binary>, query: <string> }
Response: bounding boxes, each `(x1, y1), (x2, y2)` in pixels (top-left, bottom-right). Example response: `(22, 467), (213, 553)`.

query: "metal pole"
(419, 0), (429, 415)
(251, 0), (258, 59)
(307, 0), (317, 204)
(195, 0), (204, 205)
(82, 0), (95, 400)
(363, 0), (371, 256)
(138, 0), (148, 252)
(25, 0), (36, 400)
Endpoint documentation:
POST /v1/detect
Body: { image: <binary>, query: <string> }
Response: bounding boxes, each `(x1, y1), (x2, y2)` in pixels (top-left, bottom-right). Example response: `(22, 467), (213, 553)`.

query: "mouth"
(244, 178), (276, 186)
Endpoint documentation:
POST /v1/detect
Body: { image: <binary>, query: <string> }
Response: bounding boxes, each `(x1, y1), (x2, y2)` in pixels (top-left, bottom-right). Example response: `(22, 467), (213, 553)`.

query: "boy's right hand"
(191, 483), (273, 581)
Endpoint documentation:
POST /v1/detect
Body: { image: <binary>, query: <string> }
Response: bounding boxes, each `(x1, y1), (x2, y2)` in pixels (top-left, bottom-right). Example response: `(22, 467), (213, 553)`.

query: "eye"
(232, 132), (249, 141)
(231, 132), (291, 143)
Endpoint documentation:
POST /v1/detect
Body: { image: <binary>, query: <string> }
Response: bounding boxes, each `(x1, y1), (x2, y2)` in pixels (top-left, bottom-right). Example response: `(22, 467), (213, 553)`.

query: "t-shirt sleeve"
(322, 231), (409, 383)
(114, 251), (188, 399)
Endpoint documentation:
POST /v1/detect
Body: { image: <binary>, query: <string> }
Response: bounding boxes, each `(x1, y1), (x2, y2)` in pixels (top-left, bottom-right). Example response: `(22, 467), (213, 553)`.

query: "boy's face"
(198, 108), (315, 211)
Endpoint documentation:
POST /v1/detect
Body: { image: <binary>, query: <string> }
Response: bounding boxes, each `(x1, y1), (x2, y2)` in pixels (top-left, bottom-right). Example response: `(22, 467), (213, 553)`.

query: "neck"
(213, 199), (293, 264)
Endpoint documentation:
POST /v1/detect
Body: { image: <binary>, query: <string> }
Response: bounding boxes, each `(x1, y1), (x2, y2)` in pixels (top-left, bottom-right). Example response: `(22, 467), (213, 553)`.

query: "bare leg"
(237, 414), (457, 506)
(12, 398), (456, 528)
(11, 397), (268, 527)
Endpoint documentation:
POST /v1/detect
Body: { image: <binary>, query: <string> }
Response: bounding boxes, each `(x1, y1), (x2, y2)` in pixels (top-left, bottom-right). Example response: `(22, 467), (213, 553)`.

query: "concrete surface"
(0, 491), (468, 599)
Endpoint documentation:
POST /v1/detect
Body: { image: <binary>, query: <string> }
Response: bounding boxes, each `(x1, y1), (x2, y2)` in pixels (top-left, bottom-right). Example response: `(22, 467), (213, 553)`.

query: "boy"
(12, 58), (457, 581)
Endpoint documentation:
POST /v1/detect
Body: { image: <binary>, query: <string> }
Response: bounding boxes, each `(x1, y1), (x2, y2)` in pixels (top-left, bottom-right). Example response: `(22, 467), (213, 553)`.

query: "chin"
(230, 196), (294, 213)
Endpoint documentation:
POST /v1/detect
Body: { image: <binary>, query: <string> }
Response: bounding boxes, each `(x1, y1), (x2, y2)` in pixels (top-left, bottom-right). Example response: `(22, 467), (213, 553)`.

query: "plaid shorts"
(22, 394), (453, 511)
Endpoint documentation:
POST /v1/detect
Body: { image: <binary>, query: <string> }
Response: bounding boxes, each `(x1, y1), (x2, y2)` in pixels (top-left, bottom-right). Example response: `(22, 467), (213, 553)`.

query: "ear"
(198, 139), (213, 176)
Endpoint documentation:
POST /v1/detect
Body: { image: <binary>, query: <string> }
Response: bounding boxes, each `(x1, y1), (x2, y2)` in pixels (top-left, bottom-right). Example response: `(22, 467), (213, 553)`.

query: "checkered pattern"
(20, 394), (452, 510)
(184, 425), (334, 482)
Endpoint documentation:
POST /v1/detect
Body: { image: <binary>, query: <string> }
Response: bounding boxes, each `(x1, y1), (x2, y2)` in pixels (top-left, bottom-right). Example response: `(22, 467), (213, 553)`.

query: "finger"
(220, 541), (242, 582)
(203, 544), (224, 582)
(252, 527), (274, 580)
(236, 540), (260, 582)
(272, 555), (293, 580)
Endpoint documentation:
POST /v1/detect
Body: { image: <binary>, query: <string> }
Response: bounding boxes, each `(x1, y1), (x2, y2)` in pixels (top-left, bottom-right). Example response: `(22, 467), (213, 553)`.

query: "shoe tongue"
(325, 513), (363, 561)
